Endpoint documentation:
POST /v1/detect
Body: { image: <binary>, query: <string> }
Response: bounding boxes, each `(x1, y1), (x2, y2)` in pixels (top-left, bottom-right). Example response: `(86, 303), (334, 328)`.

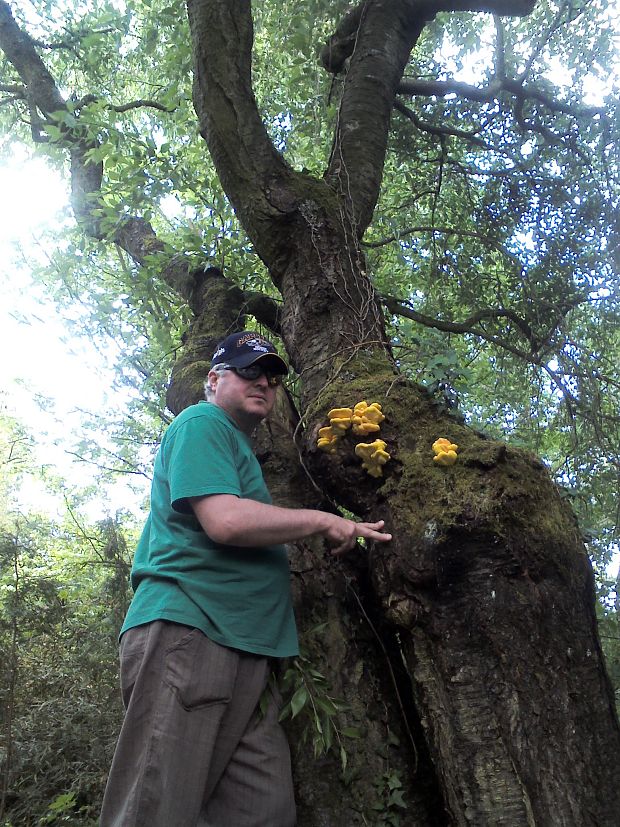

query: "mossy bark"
(303, 373), (620, 824)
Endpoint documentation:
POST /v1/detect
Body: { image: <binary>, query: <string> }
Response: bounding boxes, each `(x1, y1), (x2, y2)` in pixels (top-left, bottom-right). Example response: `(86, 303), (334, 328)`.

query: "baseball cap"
(211, 331), (288, 374)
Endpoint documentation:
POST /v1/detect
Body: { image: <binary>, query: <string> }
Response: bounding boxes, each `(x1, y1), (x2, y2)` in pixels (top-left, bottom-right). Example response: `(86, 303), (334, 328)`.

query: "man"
(100, 331), (392, 827)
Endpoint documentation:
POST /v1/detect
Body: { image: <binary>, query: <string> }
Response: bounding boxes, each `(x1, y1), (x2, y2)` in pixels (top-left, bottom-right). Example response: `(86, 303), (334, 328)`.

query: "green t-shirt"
(121, 401), (299, 657)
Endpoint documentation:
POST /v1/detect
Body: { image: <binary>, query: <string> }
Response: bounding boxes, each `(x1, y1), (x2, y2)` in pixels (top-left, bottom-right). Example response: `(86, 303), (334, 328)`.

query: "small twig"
(74, 93), (176, 114)
(394, 100), (491, 150)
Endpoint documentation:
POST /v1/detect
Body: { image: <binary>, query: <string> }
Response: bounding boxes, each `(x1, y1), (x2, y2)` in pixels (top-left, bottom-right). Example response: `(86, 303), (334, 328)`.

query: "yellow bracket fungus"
(351, 401), (385, 436)
(317, 426), (340, 453)
(317, 401), (391, 477)
(317, 409), (353, 453)
(432, 437), (459, 467)
(355, 439), (391, 478)
(327, 407), (353, 433)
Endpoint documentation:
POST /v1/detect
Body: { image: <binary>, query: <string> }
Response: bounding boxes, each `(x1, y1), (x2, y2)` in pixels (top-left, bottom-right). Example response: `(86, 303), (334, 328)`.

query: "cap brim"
(237, 352), (289, 374)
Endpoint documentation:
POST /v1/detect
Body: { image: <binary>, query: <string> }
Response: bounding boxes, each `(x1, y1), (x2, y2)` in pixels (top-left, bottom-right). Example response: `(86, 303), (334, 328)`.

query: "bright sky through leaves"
(0, 147), (146, 515)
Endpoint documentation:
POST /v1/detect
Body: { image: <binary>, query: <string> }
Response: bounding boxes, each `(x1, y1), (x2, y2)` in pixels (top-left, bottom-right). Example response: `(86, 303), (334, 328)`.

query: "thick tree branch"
(383, 293), (536, 354)
(431, 0), (536, 12)
(0, 1), (202, 305)
(0, 0), (105, 232)
(0, 2), (65, 114)
(110, 98), (175, 114)
(74, 93), (176, 114)
(186, 0), (304, 271)
(241, 291), (282, 335)
(0, 82), (24, 97)
(324, 0), (431, 234)
(321, 0), (536, 75)
(113, 217), (235, 310)
(323, 0), (537, 235)
(397, 75), (605, 119)
(319, 3), (365, 75)
(398, 76), (502, 102)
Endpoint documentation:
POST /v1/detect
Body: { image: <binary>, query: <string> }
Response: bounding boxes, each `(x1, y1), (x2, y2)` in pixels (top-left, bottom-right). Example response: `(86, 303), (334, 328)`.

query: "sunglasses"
(222, 364), (283, 387)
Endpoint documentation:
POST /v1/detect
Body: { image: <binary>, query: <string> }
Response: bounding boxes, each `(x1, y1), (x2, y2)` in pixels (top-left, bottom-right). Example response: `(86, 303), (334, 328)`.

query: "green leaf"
(314, 695), (338, 715)
(387, 789), (407, 809)
(341, 726), (364, 739)
(290, 685), (308, 719)
(44, 124), (62, 141)
(48, 791), (77, 812)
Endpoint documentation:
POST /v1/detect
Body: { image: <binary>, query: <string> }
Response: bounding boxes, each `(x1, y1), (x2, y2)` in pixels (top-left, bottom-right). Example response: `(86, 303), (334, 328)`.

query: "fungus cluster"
(317, 401), (391, 477)
(351, 401), (385, 435)
(316, 406), (351, 454)
(355, 439), (390, 478)
(432, 437), (459, 466)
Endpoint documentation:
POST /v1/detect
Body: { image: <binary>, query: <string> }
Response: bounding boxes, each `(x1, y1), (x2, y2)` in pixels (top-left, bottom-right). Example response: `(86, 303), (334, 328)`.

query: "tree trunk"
(185, 1), (620, 823)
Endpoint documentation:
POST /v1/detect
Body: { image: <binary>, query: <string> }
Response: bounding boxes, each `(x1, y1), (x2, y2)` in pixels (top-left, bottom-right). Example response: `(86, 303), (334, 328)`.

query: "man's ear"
(207, 369), (218, 393)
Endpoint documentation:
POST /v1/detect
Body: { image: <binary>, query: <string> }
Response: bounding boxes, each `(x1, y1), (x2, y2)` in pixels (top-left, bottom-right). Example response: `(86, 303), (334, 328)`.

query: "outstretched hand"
(190, 493), (392, 554)
(323, 516), (392, 556)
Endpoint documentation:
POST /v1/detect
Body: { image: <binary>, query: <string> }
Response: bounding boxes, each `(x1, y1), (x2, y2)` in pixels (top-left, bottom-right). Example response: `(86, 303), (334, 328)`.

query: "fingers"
(356, 520), (392, 542)
(329, 519), (392, 556)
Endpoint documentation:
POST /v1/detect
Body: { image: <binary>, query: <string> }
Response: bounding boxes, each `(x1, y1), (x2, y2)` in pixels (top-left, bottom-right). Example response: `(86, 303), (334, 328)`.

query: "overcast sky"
(0, 148), (147, 518)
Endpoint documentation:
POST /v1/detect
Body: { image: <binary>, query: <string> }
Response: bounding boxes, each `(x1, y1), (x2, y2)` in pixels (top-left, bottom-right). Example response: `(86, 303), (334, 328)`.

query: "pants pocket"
(119, 624), (153, 709)
(164, 628), (238, 710)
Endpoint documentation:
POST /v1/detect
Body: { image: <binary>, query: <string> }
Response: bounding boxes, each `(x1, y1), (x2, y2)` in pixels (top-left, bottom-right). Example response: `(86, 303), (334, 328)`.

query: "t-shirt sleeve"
(165, 414), (242, 513)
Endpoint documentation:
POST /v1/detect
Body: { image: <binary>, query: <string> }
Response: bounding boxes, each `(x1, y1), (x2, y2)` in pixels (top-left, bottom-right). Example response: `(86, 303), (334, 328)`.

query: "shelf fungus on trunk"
(316, 401), (391, 476)
(354, 438), (391, 477)
(432, 437), (459, 466)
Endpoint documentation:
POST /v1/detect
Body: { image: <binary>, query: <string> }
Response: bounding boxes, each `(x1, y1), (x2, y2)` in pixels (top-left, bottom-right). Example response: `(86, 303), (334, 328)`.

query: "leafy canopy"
(0, 0), (618, 592)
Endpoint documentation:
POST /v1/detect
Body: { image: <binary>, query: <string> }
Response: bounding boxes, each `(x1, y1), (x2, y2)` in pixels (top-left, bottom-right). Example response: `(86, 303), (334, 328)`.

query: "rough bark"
(257, 396), (449, 825)
(305, 373), (620, 824)
(185, 1), (620, 824)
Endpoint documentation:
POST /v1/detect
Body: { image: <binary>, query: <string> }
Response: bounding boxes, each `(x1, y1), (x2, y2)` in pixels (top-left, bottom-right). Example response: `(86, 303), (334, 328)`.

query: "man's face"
(209, 365), (278, 432)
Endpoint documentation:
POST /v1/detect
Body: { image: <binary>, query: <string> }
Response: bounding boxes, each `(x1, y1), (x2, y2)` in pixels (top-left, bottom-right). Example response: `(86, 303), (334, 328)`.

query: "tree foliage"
(1, 0), (617, 525)
(0, 414), (138, 824)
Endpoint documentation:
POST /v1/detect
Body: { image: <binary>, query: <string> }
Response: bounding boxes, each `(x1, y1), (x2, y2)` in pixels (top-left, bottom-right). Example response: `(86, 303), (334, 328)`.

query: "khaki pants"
(100, 621), (296, 827)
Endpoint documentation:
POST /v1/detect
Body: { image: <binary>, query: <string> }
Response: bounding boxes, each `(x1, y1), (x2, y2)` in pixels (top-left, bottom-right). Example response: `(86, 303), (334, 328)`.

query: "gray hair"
(204, 364), (227, 402)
